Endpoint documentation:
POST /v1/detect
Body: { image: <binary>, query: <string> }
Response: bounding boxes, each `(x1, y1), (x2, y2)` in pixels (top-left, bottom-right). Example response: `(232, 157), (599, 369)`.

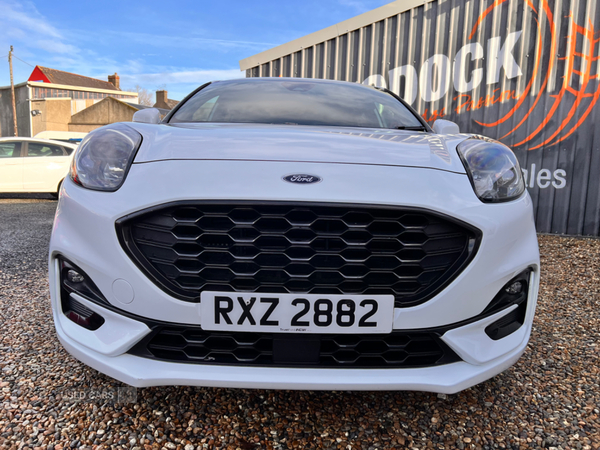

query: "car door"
(22, 142), (71, 192)
(0, 141), (23, 192)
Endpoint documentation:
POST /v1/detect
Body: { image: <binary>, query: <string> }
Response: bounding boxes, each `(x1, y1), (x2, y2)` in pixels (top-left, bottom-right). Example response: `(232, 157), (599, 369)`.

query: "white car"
(34, 131), (88, 145)
(49, 78), (540, 393)
(0, 137), (78, 197)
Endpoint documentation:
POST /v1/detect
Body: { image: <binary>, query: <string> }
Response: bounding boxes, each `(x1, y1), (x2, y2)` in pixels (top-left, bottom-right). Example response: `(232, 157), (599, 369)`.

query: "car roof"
(212, 77), (379, 90)
(0, 137), (78, 149)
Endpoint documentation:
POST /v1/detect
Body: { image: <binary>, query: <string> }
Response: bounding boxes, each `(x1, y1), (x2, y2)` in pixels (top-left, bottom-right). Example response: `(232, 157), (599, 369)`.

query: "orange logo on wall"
(466, 0), (600, 150)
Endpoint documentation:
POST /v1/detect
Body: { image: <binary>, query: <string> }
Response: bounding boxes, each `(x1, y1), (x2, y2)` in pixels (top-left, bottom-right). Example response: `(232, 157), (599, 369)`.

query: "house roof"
(28, 66), (120, 91)
(239, 0), (433, 71)
(153, 98), (180, 110)
(166, 98), (180, 109)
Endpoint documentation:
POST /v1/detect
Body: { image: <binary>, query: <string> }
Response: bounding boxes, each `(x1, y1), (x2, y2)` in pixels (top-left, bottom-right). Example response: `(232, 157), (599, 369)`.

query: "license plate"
(199, 292), (394, 334)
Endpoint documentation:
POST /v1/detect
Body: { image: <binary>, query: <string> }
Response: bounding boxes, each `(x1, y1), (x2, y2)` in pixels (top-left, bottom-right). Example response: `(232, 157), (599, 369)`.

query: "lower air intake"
(128, 326), (461, 368)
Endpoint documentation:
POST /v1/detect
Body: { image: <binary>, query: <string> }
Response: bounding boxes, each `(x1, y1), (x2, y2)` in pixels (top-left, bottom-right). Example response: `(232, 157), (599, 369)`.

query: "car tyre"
(50, 179), (63, 199)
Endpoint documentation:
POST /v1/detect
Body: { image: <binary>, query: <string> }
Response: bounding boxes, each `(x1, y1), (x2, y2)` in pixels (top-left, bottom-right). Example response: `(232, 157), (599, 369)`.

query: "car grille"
(117, 202), (479, 307)
(128, 326), (461, 368)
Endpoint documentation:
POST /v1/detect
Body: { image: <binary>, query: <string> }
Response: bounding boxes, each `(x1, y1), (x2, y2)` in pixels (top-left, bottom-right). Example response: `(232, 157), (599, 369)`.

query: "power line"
(12, 54), (34, 67)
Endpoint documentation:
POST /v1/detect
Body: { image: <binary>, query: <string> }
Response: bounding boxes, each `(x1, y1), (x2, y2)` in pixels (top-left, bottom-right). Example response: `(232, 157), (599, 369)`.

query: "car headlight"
(70, 124), (142, 191)
(457, 136), (525, 202)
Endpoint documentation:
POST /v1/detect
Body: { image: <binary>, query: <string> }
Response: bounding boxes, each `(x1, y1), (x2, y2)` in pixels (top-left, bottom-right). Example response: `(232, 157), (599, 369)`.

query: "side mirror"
(432, 119), (460, 135)
(133, 108), (161, 124)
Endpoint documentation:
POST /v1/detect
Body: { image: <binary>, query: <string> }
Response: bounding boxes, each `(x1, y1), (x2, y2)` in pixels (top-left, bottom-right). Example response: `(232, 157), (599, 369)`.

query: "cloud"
(119, 69), (244, 86)
(0, 0), (77, 55)
(74, 29), (278, 53)
(1, 1), (60, 38)
(118, 68), (245, 100)
(0, 0), (250, 98)
(111, 68), (248, 101)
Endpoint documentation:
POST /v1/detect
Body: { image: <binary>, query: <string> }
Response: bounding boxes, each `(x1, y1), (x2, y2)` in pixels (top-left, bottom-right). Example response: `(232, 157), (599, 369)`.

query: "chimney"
(156, 90), (168, 106)
(108, 73), (120, 89)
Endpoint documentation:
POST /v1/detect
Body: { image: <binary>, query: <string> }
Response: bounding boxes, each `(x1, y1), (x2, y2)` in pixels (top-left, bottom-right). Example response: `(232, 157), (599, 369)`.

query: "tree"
(129, 85), (153, 106)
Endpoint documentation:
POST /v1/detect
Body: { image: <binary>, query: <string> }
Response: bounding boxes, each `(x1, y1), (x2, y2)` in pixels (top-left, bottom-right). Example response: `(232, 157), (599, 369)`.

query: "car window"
(375, 102), (419, 129)
(0, 142), (21, 158)
(192, 95), (219, 121)
(170, 80), (424, 130)
(26, 143), (66, 157)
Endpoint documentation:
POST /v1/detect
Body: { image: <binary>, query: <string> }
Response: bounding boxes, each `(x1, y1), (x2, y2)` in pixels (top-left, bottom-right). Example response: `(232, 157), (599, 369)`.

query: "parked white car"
(0, 137), (78, 197)
(49, 78), (540, 393)
(34, 131), (88, 145)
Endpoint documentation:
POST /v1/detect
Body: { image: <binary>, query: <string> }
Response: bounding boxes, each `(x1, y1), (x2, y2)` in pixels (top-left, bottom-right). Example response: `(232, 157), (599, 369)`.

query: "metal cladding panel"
(246, 0), (600, 236)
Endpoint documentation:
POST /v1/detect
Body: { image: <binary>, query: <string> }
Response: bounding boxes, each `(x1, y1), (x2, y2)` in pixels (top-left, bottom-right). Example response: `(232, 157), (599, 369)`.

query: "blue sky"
(0, 0), (390, 100)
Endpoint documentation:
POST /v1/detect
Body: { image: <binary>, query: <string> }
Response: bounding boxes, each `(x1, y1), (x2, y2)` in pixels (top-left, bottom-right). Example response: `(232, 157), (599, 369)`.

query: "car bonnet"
(129, 122), (469, 173)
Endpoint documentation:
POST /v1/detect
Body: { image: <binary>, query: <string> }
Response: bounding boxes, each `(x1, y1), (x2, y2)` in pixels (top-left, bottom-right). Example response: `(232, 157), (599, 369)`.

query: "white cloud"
(2, 1), (60, 38)
(73, 28), (278, 53)
(0, 0), (249, 98)
(0, 0), (77, 55)
(120, 69), (244, 86)
(34, 39), (78, 55)
(118, 69), (245, 100)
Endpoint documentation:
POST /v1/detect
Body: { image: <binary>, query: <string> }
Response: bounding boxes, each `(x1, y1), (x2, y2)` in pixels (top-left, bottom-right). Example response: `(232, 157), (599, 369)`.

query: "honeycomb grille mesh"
(129, 327), (461, 368)
(118, 202), (477, 306)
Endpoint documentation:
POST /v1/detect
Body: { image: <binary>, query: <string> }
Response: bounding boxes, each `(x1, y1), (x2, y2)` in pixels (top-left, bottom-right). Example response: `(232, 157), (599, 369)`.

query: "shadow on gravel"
(0, 193), (57, 201)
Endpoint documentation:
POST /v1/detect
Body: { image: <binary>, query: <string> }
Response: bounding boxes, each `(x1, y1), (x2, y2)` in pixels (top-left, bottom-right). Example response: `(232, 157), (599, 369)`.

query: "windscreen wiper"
(395, 126), (427, 131)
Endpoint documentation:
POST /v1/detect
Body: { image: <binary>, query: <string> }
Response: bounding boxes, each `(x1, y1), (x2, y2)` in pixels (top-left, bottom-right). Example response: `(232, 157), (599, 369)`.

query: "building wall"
(72, 99), (97, 115)
(67, 123), (99, 133)
(68, 97), (137, 133)
(1, 82), (139, 137)
(245, 0), (600, 236)
(31, 98), (72, 136)
(30, 85), (138, 102)
(0, 84), (30, 137)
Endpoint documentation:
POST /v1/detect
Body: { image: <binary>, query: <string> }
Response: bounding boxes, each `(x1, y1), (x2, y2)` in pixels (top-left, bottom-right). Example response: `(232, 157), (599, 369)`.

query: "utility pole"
(8, 46), (18, 137)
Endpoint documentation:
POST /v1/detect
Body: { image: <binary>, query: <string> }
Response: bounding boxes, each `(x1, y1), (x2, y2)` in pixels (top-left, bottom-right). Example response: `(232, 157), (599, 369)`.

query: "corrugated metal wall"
(246, 0), (600, 236)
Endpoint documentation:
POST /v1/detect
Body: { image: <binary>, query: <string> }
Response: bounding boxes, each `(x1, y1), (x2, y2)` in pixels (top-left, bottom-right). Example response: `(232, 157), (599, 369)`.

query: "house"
(153, 90), (179, 110)
(0, 67), (138, 137)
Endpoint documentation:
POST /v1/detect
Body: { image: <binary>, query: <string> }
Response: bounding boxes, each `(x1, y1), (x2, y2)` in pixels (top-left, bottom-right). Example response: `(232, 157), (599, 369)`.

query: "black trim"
(62, 297), (105, 331)
(481, 269), (531, 315)
(374, 86), (433, 132)
(115, 201), (482, 306)
(58, 257), (108, 331)
(127, 325), (461, 369)
(483, 269), (532, 340)
(58, 257), (111, 307)
(485, 302), (527, 340)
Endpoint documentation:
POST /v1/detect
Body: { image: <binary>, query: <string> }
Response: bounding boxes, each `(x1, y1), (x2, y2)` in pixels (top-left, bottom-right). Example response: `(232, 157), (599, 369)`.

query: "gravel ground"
(0, 197), (598, 450)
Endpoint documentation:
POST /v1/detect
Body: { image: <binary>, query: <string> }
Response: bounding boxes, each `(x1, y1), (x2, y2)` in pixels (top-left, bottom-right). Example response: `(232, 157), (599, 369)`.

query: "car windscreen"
(168, 80), (424, 130)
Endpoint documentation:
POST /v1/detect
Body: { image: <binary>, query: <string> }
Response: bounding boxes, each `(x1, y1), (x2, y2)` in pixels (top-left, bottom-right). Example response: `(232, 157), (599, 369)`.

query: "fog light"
(505, 281), (523, 295)
(67, 269), (85, 283)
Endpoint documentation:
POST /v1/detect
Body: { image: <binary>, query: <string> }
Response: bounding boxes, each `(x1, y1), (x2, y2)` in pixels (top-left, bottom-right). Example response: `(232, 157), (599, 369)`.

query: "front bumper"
(56, 325), (530, 393)
(49, 160), (540, 392)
